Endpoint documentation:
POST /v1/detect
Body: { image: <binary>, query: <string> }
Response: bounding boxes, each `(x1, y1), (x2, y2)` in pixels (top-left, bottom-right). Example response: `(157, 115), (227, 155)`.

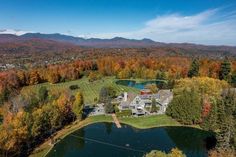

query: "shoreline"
(29, 115), (199, 157)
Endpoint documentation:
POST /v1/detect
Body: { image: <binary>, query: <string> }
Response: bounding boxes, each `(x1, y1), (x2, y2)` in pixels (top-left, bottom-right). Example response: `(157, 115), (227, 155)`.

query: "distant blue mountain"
(21, 33), (163, 48)
(0, 33), (235, 55)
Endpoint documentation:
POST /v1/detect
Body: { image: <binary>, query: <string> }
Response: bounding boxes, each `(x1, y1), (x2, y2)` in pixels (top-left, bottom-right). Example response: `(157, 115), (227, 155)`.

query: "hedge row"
(116, 109), (132, 117)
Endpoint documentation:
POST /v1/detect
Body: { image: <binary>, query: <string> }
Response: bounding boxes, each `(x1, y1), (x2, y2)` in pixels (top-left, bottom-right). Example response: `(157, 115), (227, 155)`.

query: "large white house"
(117, 90), (173, 115)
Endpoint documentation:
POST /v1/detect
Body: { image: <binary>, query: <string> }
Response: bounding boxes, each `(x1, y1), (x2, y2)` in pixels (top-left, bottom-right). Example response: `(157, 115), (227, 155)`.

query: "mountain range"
(0, 32), (236, 55)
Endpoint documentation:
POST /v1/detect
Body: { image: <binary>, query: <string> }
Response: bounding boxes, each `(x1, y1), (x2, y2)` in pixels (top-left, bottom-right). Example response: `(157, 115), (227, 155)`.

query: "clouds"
(0, 8), (235, 46)
(89, 9), (236, 46)
(144, 9), (215, 31)
(0, 29), (31, 36)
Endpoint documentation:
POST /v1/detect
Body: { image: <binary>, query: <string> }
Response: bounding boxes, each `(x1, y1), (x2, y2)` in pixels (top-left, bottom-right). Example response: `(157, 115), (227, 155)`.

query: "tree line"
(0, 87), (84, 156)
(0, 56), (236, 156)
(1, 57), (236, 105)
(166, 76), (236, 155)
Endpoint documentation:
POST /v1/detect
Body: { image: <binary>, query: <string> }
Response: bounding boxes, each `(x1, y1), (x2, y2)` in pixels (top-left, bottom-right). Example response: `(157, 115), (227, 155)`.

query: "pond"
(115, 80), (167, 89)
(46, 123), (215, 157)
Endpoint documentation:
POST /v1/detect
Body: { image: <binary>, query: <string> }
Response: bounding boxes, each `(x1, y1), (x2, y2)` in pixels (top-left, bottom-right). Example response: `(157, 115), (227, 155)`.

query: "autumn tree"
(117, 68), (131, 79)
(175, 77), (228, 99)
(202, 89), (236, 151)
(0, 111), (31, 156)
(201, 97), (212, 118)
(88, 71), (102, 82)
(209, 149), (235, 157)
(28, 70), (40, 85)
(72, 91), (84, 118)
(145, 84), (158, 93)
(55, 91), (74, 125)
(47, 71), (60, 84)
(201, 102), (218, 131)
(17, 71), (26, 86)
(31, 108), (49, 139)
(145, 148), (186, 157)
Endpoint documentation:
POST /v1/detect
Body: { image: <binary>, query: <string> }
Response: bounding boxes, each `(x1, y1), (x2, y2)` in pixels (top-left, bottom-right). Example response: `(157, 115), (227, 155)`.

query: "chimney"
(124, 92), (128, 102)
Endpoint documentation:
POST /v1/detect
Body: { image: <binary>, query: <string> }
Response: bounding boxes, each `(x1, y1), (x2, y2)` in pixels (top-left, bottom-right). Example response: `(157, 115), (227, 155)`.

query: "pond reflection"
(47, 123), (215, 157)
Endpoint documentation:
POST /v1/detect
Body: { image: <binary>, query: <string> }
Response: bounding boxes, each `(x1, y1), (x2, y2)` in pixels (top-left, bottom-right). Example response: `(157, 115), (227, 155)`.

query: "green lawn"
(21, 77), (139, 104)
(120, 114), (180, 129)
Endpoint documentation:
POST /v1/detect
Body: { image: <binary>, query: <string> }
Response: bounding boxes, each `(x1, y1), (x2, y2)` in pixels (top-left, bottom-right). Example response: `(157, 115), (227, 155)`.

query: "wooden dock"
(112, 113), (122, 128)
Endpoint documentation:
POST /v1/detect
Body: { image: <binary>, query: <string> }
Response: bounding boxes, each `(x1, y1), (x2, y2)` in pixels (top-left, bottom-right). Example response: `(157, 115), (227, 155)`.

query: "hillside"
(0, 33), (236, 70)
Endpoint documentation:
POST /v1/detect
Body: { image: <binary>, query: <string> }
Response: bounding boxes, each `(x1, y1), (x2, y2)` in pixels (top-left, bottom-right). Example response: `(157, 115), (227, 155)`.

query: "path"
(112, 113), (122, 128)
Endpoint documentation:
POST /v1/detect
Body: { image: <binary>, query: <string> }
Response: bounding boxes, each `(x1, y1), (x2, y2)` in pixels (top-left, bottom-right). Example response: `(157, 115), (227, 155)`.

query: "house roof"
(127, 92), (136, 102)
(138, 90), (172, 103)
(119, 90), (173, 107)
(120, 92), (136, 107)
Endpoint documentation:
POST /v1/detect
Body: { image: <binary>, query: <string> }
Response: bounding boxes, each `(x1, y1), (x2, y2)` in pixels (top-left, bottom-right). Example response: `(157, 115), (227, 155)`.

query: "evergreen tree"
(151, 98), (158, 113)
(201, 102), (218, 131)
(104, 100), (114, 114)
(219, 60), (231, 81)
(99, 86), (116, 103)
(203, 89), (236, 150)
(231, 73), (236, 87)
(99, 87), (109, 103)
(156, 71), (167, 80)
(216, 90), (236, 150)
(166, 88), (202, 124)
(188, 59), (200, 78)
(38, 86), (48, 102)
(0, 88), (10, 105)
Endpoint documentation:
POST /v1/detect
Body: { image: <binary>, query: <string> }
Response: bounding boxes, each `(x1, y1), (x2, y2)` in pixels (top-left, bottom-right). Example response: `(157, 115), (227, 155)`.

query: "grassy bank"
(29, 115), (113, 157)
(30, 114), (180, 157)
(120, 114), (180, 129)
(21, 77), (139, 104)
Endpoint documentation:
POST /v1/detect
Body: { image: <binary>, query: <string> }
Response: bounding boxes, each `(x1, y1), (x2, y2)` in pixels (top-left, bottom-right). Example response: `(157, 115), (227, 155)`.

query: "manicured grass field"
(21, 77), (139, 104)
(120, 114), (180, 129)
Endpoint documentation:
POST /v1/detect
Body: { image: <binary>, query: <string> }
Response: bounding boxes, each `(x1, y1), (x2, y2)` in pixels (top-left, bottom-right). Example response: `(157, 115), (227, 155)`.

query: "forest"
(0, 52), (236, 156)
(1, 0), (236, 156)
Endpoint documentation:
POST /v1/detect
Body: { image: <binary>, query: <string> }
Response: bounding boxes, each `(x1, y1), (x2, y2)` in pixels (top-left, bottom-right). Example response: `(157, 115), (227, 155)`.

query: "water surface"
(116, 80), (166, 89)
(46, 123), (215, 157)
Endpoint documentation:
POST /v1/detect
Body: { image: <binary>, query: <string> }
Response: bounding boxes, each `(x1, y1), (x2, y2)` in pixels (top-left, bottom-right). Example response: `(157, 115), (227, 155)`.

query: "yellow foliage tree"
(72, 91), (84, 118)
(169, 148), (186, 157)
(0, 111), (30, 154)
(145, 148), (186, 157)
(175, 77), (229, 99)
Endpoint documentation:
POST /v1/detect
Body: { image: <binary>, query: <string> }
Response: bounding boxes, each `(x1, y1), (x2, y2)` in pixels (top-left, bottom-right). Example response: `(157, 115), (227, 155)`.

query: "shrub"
(145, 148), (186, 157)
(88, 71), (102, 82)
(166, 88), (202, 125)
(69, 85), (79, 90)
(116, 110), (132, 117)
(114, 105), (120, 113)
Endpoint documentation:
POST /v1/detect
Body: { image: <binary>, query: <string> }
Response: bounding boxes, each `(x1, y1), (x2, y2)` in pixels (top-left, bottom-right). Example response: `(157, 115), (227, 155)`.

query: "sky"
(0, 0), (236, 45)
